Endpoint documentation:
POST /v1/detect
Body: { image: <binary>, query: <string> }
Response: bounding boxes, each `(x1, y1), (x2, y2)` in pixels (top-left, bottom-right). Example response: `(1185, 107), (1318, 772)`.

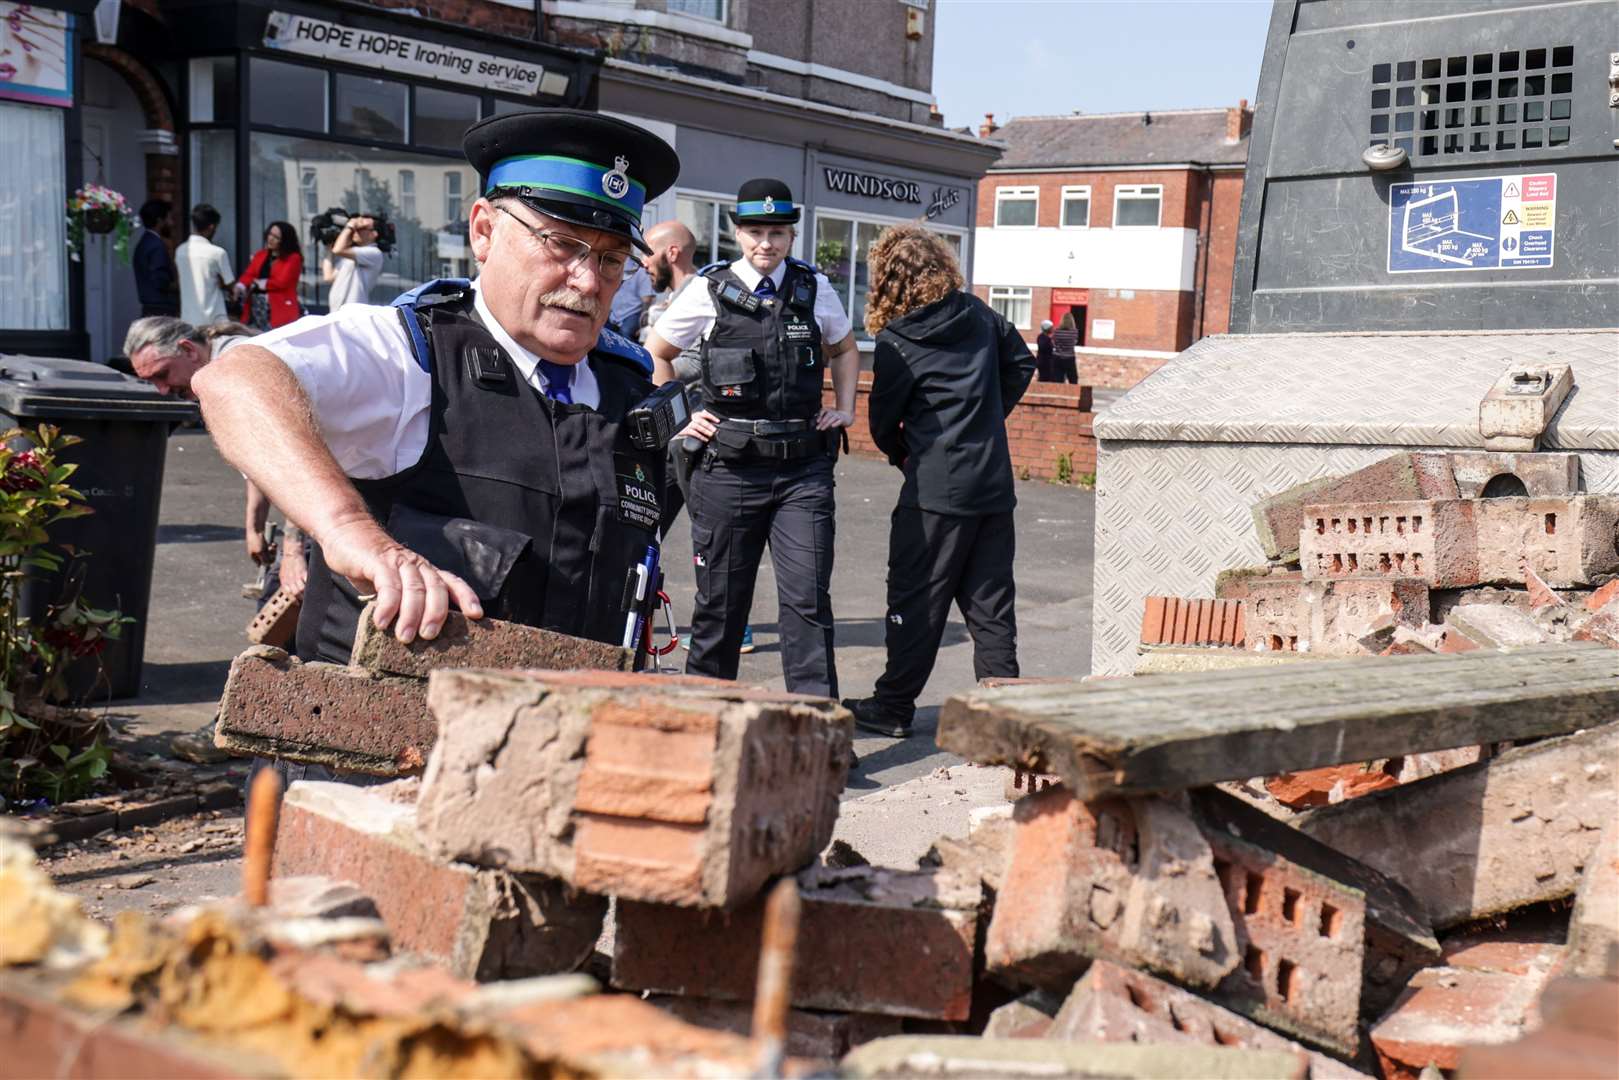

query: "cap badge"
(602, 155), (631, 200)
(762, 195), (776, 214)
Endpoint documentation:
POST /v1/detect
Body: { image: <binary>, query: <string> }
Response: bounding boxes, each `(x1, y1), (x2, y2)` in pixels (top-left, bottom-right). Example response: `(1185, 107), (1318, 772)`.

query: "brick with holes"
(1250, 452), (1459, 564)
(1244, 578), (1430, 655)
(1299, 500), (1478, 587)
(1047, 960), (1368, 1078)
(984, 787), (1241, 993)
(1472, 496), (1619, 587)
(414, 668), (852, 907)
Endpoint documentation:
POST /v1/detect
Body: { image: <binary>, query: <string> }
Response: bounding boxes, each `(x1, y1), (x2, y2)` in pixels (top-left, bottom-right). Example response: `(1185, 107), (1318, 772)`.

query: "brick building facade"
(970, 106), (1251, 389)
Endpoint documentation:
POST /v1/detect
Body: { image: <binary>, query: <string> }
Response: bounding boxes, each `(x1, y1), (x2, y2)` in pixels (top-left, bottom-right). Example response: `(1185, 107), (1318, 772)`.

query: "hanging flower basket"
(65, 184), (135, 264)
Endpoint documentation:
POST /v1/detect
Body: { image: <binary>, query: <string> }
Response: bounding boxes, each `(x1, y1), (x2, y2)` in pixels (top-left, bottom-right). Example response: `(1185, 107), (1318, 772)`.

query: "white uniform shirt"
(175, 235), (235, 327)
(225, 280), (601, 480)
(327, 245), (386, 310)
(651, 258), (853, 351)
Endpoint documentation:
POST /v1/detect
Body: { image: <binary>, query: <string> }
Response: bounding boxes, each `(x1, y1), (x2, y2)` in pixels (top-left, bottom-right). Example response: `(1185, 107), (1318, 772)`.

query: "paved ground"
(45, 427), (1094, 909)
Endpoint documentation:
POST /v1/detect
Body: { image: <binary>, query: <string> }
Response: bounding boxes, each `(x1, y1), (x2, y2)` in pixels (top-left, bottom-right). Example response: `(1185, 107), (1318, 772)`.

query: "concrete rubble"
(16, 444), (1619, 1076)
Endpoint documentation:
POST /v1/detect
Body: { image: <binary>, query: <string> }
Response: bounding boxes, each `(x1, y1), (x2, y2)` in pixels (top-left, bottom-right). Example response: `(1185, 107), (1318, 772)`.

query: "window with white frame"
(675, 193), (742, 268)
(1113, 184), (1162, 228)
(398, 169), (416, 220)
(443, 172), (464, 226)
(300, 166), (320, 219)
(994, 186), (1038, 228)
(667, 0), (727, 22)
(1060, 185), (1091, 228)
(816, 213), (965, 340)
(988, 286), (1032, 329)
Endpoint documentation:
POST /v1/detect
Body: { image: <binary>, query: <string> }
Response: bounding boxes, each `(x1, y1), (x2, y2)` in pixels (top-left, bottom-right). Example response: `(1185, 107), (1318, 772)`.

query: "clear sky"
(932, 0), (1275, 129)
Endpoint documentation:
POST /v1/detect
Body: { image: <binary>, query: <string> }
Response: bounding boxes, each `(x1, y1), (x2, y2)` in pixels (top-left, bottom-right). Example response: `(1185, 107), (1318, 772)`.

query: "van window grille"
(1370, 46), (1573, 157)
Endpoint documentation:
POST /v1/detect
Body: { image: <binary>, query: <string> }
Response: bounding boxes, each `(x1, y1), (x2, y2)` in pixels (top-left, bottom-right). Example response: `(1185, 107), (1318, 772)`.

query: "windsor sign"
(822, 167), (923, 204)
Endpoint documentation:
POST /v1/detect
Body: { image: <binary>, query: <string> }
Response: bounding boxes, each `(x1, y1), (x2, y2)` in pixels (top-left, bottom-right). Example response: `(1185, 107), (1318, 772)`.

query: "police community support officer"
(646, 179), (860, 697)
(193, 110), (680, 657)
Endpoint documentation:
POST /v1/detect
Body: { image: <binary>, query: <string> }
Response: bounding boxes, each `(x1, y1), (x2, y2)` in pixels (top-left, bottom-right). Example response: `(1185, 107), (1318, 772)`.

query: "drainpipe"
(1190, 162), (1214, 343)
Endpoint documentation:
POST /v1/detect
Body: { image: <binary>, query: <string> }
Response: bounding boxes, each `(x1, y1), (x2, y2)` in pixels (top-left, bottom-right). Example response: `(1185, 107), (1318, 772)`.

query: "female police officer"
(646, 179), (860, 697)
(193, 110), (679, 659)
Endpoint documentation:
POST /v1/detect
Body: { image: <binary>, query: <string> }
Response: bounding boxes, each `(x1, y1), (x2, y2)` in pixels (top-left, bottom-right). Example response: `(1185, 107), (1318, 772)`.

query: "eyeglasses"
(495, 205), (643, 281)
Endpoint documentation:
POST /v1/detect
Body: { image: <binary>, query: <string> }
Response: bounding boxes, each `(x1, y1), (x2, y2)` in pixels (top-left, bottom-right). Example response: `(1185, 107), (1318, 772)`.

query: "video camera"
(310, 207), (397, 253)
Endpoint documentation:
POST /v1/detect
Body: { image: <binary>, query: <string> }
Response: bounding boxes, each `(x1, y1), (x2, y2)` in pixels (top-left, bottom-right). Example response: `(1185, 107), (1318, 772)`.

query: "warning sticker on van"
(1387, 173), (1555, 273)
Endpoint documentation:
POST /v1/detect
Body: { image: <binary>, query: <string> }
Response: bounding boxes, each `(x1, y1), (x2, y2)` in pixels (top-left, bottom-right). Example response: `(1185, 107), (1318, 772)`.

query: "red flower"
(0, 449), (45, 493)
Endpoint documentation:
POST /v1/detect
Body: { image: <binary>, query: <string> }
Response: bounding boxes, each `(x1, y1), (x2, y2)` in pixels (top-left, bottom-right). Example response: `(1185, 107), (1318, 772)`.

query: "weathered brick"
(350, 601), (631, 677)
(1444, 603), (1552, 649)
(649, 995), (902, 1059)
(1473, 496), (1619, 587)
(1193, 790), (1440, 1021)
(1477, 363), (1572, 450)
(1573, 588), (1619, 648)
(214, 646), (431, 775)
(1245, 578), (1430, 655)
(415, 668), (851, 907)
(1446, 450), (1580, 499)
(1369, 939), (1562, 1079)
(1566, 819), (1618, 979)
(1251, 453), (1458, 563)
(611, 865), (979, 1020)
(842, 1035), (1317, 1079)
(1264, 763), (1399, 809)
(981, 990), (1060, 1039)
(1300, 500), (1478, 586)
(1140, 596), (1245, 648)
(1297, 724), (1619, 928)
(273, 780), (605, 981)
(246, 587), (300, 648)
(1047, 960), (1366, 1078)
(1454, 977), (1619, 1080)
(984, 788), (1240, 993)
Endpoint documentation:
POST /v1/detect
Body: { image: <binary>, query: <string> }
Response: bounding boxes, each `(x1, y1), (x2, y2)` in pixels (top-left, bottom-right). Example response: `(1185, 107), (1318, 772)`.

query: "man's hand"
(319, 517), (483, 642)
(676, 408), (721, 444)
(280, 538), (309, 597)
(815, 407), (854, 431)
(246, 529), (272, 566)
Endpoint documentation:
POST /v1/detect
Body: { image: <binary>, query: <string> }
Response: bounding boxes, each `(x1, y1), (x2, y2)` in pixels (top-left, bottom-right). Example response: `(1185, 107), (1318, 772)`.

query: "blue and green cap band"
(485, 154), (647, 219)
(736, 199), (797, 216)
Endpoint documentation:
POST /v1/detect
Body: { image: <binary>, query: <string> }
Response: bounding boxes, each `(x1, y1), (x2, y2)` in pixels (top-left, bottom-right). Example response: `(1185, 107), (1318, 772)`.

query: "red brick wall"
(1076, 352), (1168, 390)
(975, 169), (1198, 230)
(1198, 170), (1245, 336)
(365, 0), (536, 35)
(970, 284), (1191, 355)
(825, 374), (1096, 483)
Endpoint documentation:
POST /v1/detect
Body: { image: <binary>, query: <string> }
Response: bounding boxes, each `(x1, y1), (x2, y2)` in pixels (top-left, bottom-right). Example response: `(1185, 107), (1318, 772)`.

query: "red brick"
(350, 603), (632, 677)
(1047, 960), (1364, 1078)
(274, 780), (606, 981)
(1140, 595), (1167, 644)
(1455, 977), (1619, 1080)
(416, 668), (851, 907)
(1265, 763), (1400, 809)
(1252, 453), (1460, 563)
(612, 865), (979, 1020)
(1586, 579), (1619, 611)
(1244, 578), (1429, 656)
(214, 646), (431, 775)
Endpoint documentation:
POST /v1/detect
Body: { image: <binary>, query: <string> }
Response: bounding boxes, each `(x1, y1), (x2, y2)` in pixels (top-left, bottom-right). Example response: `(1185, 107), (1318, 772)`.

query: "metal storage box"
(1088, 328), (1619, 675)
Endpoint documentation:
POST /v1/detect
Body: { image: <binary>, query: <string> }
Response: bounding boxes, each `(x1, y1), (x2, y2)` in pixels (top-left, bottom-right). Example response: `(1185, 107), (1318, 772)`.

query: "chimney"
(979, 113), (999, 138)
(1226, 98), (1251, 142)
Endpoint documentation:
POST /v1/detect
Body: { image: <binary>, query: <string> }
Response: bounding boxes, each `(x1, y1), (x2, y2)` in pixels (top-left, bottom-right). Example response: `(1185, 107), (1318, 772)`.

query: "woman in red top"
(238, 221), (304, 329)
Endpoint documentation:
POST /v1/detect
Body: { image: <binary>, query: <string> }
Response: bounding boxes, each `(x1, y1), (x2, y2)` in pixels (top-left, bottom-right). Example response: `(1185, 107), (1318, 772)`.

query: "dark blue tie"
(754, 276), (777, 299)
(538, 359), (574, 404)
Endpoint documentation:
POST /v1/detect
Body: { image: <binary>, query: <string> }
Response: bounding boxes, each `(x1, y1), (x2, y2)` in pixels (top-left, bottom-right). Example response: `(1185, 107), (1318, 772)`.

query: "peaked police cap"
(464, 109), (679, 252)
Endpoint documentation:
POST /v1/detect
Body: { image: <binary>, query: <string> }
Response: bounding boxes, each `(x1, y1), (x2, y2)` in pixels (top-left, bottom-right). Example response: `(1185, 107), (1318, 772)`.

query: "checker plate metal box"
(1089, 329), (1619, 675)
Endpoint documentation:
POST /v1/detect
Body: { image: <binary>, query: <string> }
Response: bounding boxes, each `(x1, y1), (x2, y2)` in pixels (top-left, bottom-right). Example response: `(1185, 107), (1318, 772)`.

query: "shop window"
(190, 130), (239, 266)
(414, 86), (479, 152)
(443, 173), (464, 226)
(0, 103), (68, 330)
(988, 286), (1032, 330)
(188, 57), (238, 124)
(816, 214), (963, 340)
(335, 74), (407, 143)
(399, 170), (416, 221)
(249, 133), (476, 310)
(675, 193), (742, 268)
(1060, 185), (1091, 228)
(250, 57), (327, 131)
(1113, 184), (1162, 228)
(994, 186), (1038, 228)
(668, 0), (727, 22)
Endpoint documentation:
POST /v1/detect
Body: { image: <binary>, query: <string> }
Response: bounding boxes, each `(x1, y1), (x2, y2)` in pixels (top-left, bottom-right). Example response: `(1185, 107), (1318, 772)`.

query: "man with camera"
(321, 213), (387, 311)
(192, 110), (680, 663)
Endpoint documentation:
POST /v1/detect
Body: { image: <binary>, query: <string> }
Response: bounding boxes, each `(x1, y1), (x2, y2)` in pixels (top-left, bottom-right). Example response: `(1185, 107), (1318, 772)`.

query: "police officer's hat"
(464, 109), (679, 253)
(728, 178), (801, 225)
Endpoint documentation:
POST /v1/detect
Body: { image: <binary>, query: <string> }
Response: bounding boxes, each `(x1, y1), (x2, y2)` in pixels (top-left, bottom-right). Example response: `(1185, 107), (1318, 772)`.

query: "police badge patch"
(614, 453), (660, 530)
(762, 195), (776, 214)
(602, 155), (631, 201)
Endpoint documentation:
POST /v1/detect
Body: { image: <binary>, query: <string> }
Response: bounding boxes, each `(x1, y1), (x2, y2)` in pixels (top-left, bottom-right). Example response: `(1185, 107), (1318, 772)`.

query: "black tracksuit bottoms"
(874, 506), (1018, 718)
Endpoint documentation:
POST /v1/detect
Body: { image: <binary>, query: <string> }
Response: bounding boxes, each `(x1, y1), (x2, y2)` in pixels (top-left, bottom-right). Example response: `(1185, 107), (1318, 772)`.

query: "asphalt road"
(120, 428), (1096, 794)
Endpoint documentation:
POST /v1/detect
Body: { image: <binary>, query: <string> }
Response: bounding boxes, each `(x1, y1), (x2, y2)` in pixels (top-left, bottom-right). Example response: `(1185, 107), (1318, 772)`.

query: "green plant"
(65, 183), (136, 264)
(0, 425), (128, 803)
(1077, 471), (1097, 489)
(1055, 453), (1074, 486)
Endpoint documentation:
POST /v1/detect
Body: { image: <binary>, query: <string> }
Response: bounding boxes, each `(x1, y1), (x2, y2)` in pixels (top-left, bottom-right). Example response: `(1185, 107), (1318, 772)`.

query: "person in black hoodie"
(842, 226), (1036, 738)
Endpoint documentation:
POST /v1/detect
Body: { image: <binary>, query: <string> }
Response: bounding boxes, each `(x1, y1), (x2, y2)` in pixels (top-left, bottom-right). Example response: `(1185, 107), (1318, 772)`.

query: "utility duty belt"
(707, 424), (833, 463)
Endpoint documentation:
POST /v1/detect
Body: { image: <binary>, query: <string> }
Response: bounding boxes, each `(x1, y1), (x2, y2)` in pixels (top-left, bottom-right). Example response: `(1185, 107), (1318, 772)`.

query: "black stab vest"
(296, 296), (662, 664)
(699, 261), (824, 421)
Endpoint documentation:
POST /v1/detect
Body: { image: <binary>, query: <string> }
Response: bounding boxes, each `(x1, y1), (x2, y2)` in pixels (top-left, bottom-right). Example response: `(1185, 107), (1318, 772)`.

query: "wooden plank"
(936, 643), (1619, 800)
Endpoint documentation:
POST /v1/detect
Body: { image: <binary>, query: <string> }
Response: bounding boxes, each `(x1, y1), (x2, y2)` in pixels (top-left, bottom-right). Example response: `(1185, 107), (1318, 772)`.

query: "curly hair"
(863, 225), (964, 336)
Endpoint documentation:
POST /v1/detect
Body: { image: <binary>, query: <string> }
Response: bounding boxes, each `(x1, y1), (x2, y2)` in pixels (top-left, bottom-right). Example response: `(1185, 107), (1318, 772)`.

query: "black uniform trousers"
(874, 506), (1018, 718)
(685, 451), (837, 697)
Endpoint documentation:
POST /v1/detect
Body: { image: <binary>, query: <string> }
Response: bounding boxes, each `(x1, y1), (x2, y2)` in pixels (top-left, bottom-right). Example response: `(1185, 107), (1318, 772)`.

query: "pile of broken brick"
(5, 564), (1618, 1076)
